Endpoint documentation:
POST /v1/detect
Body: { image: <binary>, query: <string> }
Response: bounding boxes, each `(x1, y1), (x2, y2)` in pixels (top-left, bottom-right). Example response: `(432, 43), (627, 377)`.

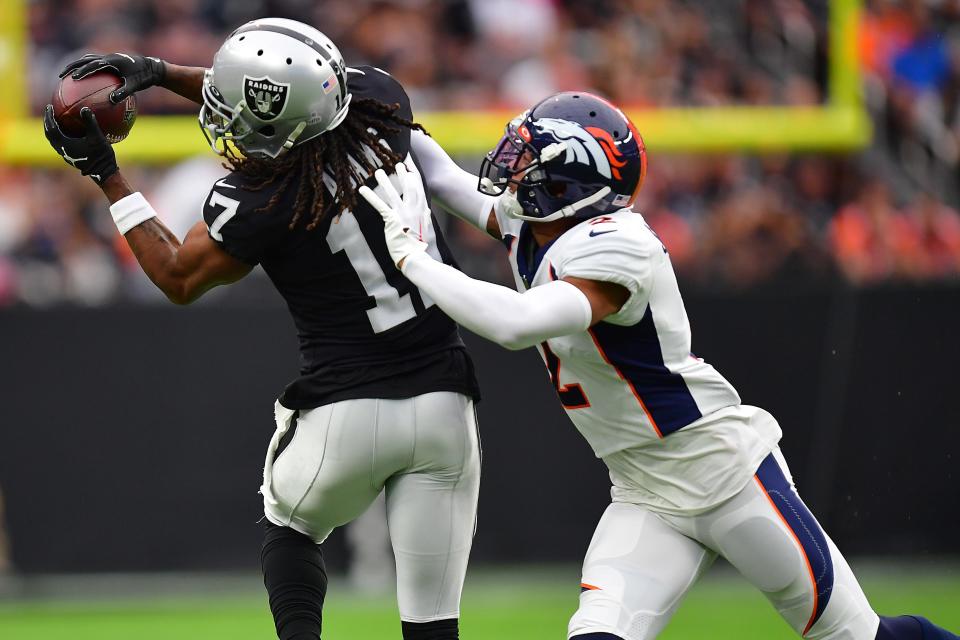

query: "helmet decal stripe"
(232, 23), (333, 61)
(230, 22), (347, 101)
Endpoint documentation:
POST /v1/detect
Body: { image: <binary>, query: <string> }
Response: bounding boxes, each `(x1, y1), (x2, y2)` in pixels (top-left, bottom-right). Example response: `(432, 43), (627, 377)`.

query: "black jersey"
(202, 66), (480, 409)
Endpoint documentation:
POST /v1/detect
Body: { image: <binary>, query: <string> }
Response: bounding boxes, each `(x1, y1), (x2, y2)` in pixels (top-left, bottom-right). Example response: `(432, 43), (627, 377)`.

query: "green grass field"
(0, 565), (958, 639)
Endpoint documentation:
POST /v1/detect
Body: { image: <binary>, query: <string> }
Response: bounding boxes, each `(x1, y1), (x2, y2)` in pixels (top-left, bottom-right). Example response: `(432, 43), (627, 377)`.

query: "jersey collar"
(516, 222), (559, 288)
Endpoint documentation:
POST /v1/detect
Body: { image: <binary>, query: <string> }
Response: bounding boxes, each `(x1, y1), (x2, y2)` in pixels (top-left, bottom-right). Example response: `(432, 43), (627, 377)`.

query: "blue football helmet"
(478, 91), (647, 222)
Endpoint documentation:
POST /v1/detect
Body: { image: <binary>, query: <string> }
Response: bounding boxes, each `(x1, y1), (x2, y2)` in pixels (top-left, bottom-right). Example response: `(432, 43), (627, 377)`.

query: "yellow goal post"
(0, 0), (869, 166)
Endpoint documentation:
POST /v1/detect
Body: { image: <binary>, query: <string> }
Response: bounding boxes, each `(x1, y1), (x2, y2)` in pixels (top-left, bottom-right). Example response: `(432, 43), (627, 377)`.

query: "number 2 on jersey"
(541, 341), (591, 409)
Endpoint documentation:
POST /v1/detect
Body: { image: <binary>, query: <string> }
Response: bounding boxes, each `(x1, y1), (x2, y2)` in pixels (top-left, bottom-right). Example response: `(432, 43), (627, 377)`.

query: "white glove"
(359, 164), (430, 268)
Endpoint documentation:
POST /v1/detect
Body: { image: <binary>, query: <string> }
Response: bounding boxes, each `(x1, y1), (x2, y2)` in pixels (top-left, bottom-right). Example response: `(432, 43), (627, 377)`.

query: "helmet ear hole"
(259, 125), (276, 136)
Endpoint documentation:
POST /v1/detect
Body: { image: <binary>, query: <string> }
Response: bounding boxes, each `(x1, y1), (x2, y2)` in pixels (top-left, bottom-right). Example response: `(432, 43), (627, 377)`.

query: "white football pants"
(570, 448), (880, 640)
(261, 391), (480, 623)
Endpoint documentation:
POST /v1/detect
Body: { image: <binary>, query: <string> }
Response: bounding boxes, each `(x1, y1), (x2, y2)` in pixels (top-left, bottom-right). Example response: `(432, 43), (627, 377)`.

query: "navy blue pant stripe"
(755, 454), (834, 635)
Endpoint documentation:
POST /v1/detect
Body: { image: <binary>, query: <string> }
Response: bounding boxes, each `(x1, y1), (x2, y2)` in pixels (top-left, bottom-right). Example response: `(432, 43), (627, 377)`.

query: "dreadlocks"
(226, 97), (428, 231)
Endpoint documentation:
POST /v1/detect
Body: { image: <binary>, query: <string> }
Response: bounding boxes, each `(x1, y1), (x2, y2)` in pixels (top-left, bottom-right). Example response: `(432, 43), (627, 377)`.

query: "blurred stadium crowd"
(3, 0), (960, 305)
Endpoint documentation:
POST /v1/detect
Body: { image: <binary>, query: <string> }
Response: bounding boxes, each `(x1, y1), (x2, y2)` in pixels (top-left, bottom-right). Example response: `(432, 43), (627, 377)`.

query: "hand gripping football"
(51, 71), (137, 143)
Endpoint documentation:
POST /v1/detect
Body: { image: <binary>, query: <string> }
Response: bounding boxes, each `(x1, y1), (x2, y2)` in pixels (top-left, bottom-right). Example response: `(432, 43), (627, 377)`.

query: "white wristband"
(109, 192), (158, 235)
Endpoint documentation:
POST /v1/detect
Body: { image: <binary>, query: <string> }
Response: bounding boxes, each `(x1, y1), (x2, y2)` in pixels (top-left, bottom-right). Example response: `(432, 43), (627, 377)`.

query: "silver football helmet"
(199, 18), (352, 158)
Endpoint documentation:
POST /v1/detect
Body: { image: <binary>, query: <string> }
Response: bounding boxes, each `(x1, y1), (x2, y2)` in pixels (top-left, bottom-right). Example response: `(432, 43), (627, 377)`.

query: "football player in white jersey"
(362, 92), (960, 640)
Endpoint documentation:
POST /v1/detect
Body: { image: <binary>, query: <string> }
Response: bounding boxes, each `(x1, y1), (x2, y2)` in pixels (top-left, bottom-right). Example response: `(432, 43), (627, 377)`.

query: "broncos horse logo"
(532, 118), (627, 180)
(584, 126), (628, 180)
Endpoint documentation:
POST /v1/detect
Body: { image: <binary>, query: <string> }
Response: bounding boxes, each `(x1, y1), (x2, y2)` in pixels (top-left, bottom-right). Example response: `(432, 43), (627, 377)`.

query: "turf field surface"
(0, 564), (958, 639)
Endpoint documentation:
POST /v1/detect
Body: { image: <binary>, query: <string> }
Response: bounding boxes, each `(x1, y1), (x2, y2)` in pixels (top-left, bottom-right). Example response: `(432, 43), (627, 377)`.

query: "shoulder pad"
(202, 175), (283, 265)
(552, 211), (661, 325)
(346, 65), (411, 119)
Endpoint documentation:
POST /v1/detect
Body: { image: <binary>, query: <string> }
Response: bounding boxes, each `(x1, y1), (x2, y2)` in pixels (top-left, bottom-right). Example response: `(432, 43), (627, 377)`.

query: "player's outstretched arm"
(401, 251), (617, 349)
(60, 54), (205, 105)
(410, 130), (502, 238)
(157, 62), (206, 105)
(362, 166), (628, 350)
(101, 175), (252, 304)
(43, 106), (250, 304)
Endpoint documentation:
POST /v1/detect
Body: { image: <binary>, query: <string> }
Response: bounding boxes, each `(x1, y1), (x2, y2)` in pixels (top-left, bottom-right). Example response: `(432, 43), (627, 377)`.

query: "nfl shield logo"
(243, 75), (290, 121)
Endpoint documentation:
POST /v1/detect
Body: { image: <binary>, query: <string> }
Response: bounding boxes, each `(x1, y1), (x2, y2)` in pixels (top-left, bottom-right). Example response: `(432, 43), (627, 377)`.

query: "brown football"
(51, 71), (137, 143)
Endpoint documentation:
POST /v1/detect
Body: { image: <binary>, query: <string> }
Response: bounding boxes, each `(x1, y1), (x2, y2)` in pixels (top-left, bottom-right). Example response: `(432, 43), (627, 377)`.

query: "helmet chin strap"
(281, 121), (308, 152)
(506, 186), (613, 222)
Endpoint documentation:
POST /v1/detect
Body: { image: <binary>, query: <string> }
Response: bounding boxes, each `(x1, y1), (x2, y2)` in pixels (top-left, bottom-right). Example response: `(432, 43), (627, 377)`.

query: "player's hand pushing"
(60, 53), (166, 104)
(360, 164), (431, 268)
(42, 105), (118, 186)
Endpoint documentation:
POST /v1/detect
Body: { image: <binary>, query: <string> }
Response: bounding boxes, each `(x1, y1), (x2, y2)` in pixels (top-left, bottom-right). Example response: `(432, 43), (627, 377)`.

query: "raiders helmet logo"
(243, 75), (290, 121)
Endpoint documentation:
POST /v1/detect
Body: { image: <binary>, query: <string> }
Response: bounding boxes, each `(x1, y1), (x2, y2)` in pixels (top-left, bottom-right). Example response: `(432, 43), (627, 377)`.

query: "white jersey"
(495, 207), (782, 514)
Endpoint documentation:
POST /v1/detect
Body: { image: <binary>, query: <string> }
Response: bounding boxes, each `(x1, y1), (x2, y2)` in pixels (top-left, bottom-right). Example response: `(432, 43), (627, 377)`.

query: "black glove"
(43, 105), (119, 186)
(60, 53), (166, 104)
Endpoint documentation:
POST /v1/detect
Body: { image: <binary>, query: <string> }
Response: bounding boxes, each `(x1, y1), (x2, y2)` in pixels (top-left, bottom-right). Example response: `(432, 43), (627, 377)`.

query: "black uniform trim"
(280, 345), (479, 410)
(274, 411), (300, 460)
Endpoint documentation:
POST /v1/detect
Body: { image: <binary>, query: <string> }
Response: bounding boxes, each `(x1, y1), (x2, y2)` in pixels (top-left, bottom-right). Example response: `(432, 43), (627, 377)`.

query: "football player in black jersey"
(44, 18), (489, 640)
